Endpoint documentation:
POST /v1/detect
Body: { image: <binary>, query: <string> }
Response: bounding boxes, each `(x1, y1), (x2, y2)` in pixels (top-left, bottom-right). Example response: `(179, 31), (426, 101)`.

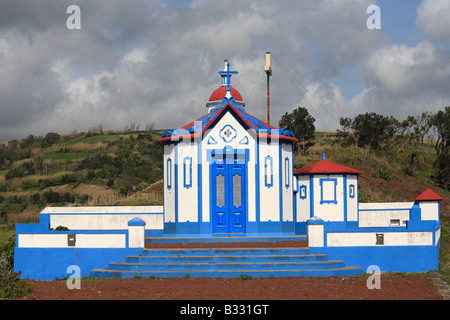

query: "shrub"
(54, 225), (69, 231)
(22, 179), (39, 190)
(0, 236), (33, 299)
(0, 236), (15, 270)
(433, 148), (450, 191)
(5, 167), (26, 180)
(377, 168), (390, 181)
(41, 132), (61, 148)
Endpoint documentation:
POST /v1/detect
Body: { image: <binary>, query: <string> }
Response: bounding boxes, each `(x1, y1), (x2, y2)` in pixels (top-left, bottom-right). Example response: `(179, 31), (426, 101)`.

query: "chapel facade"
(157, 60), (298, 235)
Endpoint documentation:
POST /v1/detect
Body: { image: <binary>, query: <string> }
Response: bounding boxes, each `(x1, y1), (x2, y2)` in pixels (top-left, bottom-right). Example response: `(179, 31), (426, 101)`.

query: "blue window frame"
(320, 178), (337, 204)
(167, 158), (172, 189)
(284, 157), (290, 188)
(300, 185), (307, 199)
(349, 184), (355, 198)
(183, 156), (192, 188)
(264, 155), (273, 187)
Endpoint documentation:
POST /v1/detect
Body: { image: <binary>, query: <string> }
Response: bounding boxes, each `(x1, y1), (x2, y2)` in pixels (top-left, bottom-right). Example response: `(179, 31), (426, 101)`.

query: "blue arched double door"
(210, 148), (247, 234)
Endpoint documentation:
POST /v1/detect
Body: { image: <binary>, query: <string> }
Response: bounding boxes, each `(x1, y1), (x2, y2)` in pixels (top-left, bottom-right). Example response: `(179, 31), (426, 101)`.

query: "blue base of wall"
(164, 221), (296, 235)
(14, 247), (143, 280)
(164, 221), (213, 234)
(294, 222), (307, 235)
(310, 241), (440, 273)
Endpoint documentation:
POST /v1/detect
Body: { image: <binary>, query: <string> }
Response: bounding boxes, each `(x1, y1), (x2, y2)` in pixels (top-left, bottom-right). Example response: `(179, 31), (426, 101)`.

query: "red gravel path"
(19, 273), (441, 300)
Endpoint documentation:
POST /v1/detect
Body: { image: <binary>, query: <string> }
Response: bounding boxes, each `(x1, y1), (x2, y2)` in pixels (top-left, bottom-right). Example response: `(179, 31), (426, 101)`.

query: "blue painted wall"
(15, 247), (143, 280)
(311, 242), (439, 273)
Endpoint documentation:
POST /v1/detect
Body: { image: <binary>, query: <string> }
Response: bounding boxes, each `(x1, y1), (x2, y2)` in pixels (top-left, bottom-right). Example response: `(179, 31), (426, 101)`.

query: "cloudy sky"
(0, 0), (449, 141)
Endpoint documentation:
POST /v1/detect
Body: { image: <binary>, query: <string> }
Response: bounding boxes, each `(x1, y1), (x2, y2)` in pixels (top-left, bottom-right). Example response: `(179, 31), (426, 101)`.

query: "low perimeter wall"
(307, 204), (441, 272)
(41, 206), (164, 236)
(14, 210), (151, 280)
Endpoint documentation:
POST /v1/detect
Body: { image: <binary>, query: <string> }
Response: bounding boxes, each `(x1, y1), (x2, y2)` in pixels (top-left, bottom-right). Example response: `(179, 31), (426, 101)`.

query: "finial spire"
(218, 59), (238, 98)
(322, 153), (326, 160)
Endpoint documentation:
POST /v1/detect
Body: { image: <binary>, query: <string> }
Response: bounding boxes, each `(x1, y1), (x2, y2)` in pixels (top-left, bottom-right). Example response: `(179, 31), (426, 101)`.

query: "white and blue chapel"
(13, 59), (443, 280)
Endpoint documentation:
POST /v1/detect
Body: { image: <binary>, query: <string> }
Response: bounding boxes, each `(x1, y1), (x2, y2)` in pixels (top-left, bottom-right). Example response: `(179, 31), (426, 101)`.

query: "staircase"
(90, 235), (363, 278)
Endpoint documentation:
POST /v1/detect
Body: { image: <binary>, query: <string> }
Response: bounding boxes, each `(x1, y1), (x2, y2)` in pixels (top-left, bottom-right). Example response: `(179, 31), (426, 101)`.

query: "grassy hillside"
(0, 130), (164, 224)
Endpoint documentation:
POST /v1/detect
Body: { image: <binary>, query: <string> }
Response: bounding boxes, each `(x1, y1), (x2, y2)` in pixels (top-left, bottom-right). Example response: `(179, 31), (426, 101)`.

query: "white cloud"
(299, 81), (350, 131)
(352, 40), (450, 119)
(122, 48), (149, 64)
(363, 42), (450, 96)
(416, 0), (450, 41)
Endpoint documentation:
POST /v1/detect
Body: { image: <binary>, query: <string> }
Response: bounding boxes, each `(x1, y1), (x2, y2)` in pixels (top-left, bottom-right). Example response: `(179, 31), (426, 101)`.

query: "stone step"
(90, 266), (363, 279)
(107, 260), (346, 271)
(125, 253), (327, 264)
(89, 237), (364, 279)
(145, 235), (307, 244)
(141, 247), (311, 256)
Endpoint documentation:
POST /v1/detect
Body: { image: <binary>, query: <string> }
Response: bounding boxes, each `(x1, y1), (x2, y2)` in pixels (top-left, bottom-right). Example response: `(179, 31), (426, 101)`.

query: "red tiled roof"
(293, 160), (362, 175)
(415, 188), (443, 201)
(209, 86), (243, 102)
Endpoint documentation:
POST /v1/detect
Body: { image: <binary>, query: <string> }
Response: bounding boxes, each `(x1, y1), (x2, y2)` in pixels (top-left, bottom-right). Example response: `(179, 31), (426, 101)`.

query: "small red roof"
(415, 188), (443, 201)
(209, 86), (243, 102)
(293, 160), (362, 175)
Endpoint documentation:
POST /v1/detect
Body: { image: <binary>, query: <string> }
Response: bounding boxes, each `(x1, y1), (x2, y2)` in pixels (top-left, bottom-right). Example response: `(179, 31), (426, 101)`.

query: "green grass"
(0, 230), (15, 245)
(439, 217), (450, 285)
(41, 152), (90, 162)
(72, 134), (121, 145)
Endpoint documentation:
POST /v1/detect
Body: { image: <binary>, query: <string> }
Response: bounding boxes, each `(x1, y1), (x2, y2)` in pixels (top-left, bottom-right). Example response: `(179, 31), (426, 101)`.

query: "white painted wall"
(418, 201), (439, 221)
(43, 206), (164, 231)
(312, 175), (345, 221)
(18, 233), (126, 248)
(358, 210), (410, 227)
(48, 212), (163, 231)
(128, 224), (145, 248)
(327, 231), (433, 247)
(258, 140), (280, 222)
(42, 206), (164, 214)
(296, 175), (311, 222)
(346, 175), (358, 221)
(359, 202), (414, 210)
(177, 141), (199, 223)
(281, 143), (293, 222)
(163, 144), (175, 223)
(358, 202), (414, 227)
(307, 224), (324, 247)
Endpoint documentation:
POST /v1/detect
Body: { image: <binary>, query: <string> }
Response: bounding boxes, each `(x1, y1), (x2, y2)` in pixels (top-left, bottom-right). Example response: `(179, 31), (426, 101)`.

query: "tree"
(414, 112), (433, 145)
(399, 115), (418, 144)
(41, 132), (60, 148)
(431, 106), (450, 155)
(430, 106), (450, 190)
(278, 107), (315, 153)
(337, 112), (396, 150)
(433, 148), (450, 191)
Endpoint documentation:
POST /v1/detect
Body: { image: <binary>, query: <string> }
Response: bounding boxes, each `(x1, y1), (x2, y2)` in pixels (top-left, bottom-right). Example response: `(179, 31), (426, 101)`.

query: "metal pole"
(264, 52), (272, 125)
(267, 73), (270, 125)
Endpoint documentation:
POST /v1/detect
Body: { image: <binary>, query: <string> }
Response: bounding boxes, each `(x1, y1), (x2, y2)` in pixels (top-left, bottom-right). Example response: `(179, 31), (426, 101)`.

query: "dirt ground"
(18, 273), (442, 301)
